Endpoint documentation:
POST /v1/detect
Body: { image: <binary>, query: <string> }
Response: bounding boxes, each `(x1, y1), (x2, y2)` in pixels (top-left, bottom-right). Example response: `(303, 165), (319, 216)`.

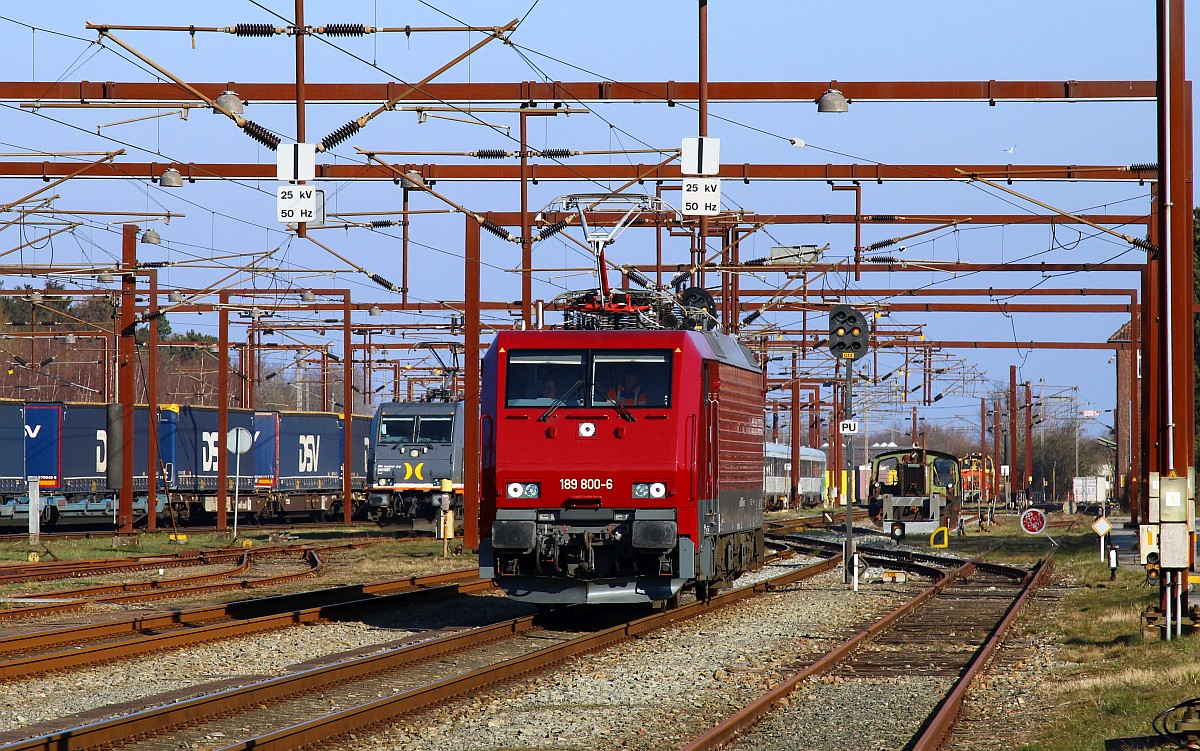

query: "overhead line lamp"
(141, 228), (162, 245)
(369, 306), (382, 317)
(212, 90), (244, 116)
(159, 168), (184, 188)
(301, 289), (317, 303)
(816, 87), (849, 113)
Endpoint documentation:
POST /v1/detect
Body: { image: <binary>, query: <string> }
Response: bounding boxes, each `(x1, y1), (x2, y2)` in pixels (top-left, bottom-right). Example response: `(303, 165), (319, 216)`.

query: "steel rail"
(0, 549), (323, 610)
(0, 540), (373, 586)
(0, 568), (481, 652)
(3, 555), (841, 751)
(675, 555), (1047, 751)
(677, 559), (980, 751)
(0, 574), (491, 681)
(908, 556), (1055, 750)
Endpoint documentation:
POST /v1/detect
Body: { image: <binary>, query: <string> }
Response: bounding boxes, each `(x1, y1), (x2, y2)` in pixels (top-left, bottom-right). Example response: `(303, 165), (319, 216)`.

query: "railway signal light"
(827, 304), (869, 360)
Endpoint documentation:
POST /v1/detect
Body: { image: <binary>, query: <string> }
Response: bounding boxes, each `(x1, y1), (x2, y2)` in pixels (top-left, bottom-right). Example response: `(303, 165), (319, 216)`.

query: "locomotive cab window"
(505, 352), (586, 407)
(416, 416), (453, 443)
(379, 416), (415, 444)
(593, 352), (672, 408)
(504, 350), (671, 408)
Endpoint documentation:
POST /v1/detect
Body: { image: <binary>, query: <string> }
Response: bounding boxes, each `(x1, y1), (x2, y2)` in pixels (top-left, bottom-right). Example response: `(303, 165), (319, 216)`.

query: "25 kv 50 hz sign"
(681, 178), (721, 216)
(277, 185), (318, 223)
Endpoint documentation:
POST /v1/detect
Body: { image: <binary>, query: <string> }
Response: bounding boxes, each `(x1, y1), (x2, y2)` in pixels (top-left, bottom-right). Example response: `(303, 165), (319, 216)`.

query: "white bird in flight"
(1002, 145), (1017, 154)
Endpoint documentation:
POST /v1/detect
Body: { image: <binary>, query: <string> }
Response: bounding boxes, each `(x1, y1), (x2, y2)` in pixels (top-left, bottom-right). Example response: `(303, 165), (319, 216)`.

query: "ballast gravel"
(329, 562), (924, 751)
(0, 590), (521, 739)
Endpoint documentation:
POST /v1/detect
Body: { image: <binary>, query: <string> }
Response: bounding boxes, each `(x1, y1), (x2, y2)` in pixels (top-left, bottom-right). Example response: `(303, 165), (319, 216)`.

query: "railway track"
(0, 539), (376, 589)
(0, 567), (486, 681)
(677, 546), (1051, 751)
(0, 551), (844, 751)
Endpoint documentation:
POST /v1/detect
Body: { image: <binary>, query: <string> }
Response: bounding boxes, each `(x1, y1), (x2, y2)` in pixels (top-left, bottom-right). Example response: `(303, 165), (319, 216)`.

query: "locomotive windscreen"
(416, 416), (453, 443)
(504, 349), (672, 408)
(379, 415), (454, 444)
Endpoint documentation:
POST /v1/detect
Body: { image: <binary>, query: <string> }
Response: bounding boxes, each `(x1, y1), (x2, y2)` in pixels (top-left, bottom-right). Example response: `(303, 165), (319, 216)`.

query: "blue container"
(159, 405), (255, 493)
(0, 401), (24, 495)
(277, 411), (342, 491)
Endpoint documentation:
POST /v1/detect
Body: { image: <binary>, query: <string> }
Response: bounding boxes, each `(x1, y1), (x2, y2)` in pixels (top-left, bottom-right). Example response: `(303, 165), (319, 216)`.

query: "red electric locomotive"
(479, 327), (766, 606)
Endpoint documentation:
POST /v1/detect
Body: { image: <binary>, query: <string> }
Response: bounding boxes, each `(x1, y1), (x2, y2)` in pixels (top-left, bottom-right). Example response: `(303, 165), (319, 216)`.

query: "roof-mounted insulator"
(538, 148), (573, 159)
(623, 267), (655, 290)
(532, 219), (568, 242)
(865, 238), (897, 252)
(1130, 236), (1157, 253)
(866, 256), (899, 263)
(1128, 163), (1158, 173)
(232, 23), (277, 36)
(474, 149), (509, 159)
(321, 23), (367, 36)
(370, 220), (399, 228)
(868, 215), (897, 222)
(667, 270), (693, 289)
(321, 120), (361, 151)
(481, 219), (516, 242)
(367, 272), (401, 292)
(242, 120), (281, 150)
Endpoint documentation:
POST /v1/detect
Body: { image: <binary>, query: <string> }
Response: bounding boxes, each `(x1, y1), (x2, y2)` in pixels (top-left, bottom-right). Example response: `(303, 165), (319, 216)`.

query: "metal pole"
(27, 480), (39, 546)
(343, 295), (354, 524)
(1009, 365), (1018, 500)
(232, 448), (240, 539)
(118, 224), (137, 534)
(844, 359), (855, 585)
(1025, 381), (1033, 501)
(216, 291), (229, 532)
(147, 270), (159, 532)
(294, 0), (307, 240)
(463, 215), (481, 550)
(519, 109), (531, 328)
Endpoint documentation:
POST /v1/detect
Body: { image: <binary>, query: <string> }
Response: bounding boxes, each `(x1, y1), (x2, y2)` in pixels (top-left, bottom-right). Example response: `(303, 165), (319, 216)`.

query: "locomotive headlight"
(633, 483), (650, 498)
(649, 482), (667, 498)
(507, 482), (540, 499)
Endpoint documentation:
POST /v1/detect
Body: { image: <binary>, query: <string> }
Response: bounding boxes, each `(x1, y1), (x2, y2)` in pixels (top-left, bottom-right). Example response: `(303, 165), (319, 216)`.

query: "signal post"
(828, 305), (870, 585)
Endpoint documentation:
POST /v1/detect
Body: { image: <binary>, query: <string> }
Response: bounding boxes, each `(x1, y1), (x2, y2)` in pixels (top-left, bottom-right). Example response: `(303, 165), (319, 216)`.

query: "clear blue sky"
(0, 1), (1193, 433)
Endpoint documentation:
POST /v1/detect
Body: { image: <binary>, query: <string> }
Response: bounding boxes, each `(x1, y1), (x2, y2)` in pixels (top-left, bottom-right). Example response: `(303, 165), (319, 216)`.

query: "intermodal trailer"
(158, 404), (255, 520)
(20, 403), (151, 526)
(0, 401), (25, 523)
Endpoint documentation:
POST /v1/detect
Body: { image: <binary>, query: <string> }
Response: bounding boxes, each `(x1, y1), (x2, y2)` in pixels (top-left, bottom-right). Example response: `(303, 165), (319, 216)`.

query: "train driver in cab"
(539, 379), (558, 400)
(607, 369), (648, 406)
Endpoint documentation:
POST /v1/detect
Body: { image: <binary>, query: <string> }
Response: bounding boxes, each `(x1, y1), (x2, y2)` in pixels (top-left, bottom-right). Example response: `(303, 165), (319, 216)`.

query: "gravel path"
(325, 564), (923, 751)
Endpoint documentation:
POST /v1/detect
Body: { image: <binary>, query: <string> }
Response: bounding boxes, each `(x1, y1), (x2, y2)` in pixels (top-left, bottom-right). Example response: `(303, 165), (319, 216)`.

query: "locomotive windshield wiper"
(537, 379), (586, 422)
(605, 400), (637, 422)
